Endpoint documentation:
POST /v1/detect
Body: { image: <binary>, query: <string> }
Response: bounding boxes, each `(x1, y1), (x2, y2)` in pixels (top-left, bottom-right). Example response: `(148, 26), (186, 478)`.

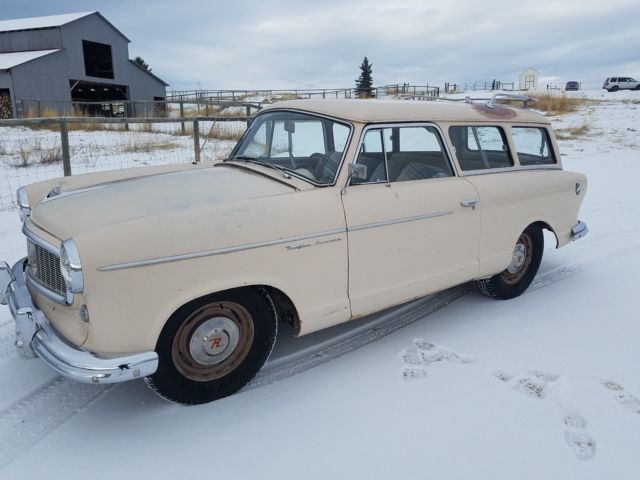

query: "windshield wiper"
(226, 155), (292, 179)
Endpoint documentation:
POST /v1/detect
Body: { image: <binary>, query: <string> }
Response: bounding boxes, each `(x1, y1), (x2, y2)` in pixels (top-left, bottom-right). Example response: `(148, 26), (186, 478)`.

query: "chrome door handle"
(461, 199), (480, 207)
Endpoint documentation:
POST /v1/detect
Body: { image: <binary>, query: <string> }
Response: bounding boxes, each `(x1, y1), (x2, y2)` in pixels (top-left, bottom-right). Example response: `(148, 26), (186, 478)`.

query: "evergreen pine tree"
(133, 56), (151, 72)
(355, 57), (374, 98)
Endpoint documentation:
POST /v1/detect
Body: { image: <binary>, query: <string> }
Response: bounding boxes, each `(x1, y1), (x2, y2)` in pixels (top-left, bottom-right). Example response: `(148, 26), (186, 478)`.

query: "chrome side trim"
(461, 165), (561, 176)
(40, 185), (107, 204)
(100, 211), (455, 271)
(348, 211), (452, 232)
(98, 228), (347, 271)
(571, 221), (588, 240)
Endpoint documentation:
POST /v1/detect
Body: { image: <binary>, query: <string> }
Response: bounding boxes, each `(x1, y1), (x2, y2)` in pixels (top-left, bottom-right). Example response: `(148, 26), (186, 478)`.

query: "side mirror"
(284, 120), (296, 134)
(348, 163), (368, 181)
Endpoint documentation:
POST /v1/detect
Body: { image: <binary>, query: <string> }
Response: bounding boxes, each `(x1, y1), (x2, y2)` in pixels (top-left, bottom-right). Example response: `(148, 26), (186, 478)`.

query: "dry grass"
(2, 139), (63, 168)
(121, 138), (178, 153)
(555, 122), (591, 140)
(201, 124), (245, 141)
(498, 92), (591, 115)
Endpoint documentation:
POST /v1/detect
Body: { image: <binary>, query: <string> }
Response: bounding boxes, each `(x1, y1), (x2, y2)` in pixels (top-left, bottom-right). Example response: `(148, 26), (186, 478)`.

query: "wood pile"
(0, 92), (12, 119)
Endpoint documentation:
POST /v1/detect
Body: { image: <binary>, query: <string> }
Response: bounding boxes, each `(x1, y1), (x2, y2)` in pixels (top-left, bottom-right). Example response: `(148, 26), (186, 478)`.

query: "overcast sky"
(3, 0), (639, 91)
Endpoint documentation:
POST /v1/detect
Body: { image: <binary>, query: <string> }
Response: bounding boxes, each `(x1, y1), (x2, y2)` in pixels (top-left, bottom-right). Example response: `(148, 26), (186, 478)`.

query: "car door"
(341, 124), (480, 317)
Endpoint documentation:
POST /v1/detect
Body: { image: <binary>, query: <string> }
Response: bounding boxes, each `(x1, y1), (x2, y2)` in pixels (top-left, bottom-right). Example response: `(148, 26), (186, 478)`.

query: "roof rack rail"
(435, 94), (536, 109)
(484, 93), (536, 109)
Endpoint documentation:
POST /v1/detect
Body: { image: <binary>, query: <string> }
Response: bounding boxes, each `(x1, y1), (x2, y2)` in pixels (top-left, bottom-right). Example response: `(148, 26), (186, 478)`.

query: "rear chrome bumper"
(0, 259), (158, 384)
(571, 221), (589, 241)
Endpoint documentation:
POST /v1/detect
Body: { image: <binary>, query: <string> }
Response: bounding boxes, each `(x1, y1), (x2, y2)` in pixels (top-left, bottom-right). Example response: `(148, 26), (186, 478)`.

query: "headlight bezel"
(60, 239), (84, 294)
(16, 187), (31, 222)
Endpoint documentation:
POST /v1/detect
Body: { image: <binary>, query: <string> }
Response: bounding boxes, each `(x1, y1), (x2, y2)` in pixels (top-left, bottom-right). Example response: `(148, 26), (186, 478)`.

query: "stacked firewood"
(0, 93), (12, 119)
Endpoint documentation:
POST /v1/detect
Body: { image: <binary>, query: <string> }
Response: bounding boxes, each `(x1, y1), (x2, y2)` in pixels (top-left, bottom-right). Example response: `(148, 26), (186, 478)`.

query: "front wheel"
(146, 288), (277, 405)
(477, 225), (543, 300)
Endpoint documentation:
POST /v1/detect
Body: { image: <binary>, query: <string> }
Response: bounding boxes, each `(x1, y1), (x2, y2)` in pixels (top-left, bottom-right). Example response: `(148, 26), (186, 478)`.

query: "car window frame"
(348, 122), (457, 186)
(446, 122), (562, 175)
(230, 108), (354, 188)
(511, 125), (558, 166)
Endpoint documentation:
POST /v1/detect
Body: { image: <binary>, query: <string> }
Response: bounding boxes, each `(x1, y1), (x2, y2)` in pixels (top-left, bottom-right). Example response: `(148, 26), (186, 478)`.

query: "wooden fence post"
(193, 119), (201, 163)
(180, 102), (185, 133)
(60, 119), (71, 176)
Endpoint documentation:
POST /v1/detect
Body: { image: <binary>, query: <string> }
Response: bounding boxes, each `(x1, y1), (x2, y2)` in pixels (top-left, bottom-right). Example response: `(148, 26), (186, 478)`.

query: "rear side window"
(449, 126), (513, 171)
(512, 127), (556, 166)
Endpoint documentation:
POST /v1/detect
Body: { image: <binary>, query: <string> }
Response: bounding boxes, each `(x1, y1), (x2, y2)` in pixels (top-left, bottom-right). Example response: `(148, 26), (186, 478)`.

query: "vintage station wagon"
(0, 96), (588, 404)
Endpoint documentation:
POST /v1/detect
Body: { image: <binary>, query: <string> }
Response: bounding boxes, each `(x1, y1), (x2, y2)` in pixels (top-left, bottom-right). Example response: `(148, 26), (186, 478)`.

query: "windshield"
(229, 111), (351, 185)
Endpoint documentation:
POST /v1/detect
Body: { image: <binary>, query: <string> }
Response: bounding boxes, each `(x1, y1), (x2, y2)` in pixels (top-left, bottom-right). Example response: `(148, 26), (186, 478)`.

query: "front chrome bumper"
(0, 259), (158, 384)
(571, 221), (589, 241)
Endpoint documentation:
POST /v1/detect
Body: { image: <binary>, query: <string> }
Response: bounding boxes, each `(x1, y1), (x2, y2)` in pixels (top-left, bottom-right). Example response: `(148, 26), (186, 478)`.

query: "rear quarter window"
(449, 125), (513, 171)
(511, 127), (557, 166)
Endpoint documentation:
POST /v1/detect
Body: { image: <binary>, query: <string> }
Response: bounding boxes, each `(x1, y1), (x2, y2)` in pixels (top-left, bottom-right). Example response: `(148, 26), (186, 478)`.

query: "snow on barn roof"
(0, 49), (61, 70)
(0, 11), (130, 41)
(0, 12), (94, 32)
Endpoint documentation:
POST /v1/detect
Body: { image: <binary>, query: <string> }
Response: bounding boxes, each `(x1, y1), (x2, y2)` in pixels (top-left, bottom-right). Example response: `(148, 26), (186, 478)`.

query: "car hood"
(30, 165), (296, 239)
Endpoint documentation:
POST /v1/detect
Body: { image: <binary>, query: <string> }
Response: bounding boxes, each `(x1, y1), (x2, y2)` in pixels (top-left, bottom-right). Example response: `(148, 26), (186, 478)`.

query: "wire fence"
(0, 116), (249, 210)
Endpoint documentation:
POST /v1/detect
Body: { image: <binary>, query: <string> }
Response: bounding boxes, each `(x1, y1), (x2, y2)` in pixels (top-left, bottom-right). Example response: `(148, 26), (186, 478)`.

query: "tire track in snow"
(248, 284), (473, 389)
(0, 377), (112, 469)
(528, 240), (640, 294)
(0, 320), (16, 362)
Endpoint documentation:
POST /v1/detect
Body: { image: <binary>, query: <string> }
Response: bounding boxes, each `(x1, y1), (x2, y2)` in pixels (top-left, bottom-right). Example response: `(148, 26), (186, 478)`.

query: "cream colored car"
(0, 96), (588, 404)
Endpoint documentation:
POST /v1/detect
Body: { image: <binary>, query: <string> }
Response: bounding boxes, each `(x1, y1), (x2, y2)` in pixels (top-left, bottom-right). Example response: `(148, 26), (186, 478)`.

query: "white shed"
(519, 68), (539, 90)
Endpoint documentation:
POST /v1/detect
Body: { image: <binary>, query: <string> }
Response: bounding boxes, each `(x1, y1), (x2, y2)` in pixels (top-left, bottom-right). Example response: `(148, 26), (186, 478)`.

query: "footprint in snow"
(601, 380), (640, 415)
(492, 369), (596, 461)
(399, 339), (473, 381)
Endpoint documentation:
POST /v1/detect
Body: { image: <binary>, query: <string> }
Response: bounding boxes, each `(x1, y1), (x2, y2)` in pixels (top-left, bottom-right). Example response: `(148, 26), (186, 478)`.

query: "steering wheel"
(311, 152), (331, 182)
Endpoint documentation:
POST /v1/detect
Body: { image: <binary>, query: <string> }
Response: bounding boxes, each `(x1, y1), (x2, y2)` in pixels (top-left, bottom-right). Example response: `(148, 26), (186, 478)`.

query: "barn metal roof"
(0, 49), (61, 70)
(0, 11), (131, 42)
(0, 12), (94, 32)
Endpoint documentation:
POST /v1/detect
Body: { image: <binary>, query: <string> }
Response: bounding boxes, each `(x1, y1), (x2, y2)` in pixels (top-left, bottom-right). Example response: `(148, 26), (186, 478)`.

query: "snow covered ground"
(0, 90), (639, 479)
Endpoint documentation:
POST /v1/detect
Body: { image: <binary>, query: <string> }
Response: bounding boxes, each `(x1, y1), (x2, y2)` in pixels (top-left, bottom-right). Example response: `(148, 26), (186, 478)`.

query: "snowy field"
(0, 120), (244, 210)
(0, 90), (639, 479)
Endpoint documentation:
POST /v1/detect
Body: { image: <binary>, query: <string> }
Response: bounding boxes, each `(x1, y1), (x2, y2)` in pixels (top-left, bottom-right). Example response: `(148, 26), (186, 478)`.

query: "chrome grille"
(27, 240), (66, 297)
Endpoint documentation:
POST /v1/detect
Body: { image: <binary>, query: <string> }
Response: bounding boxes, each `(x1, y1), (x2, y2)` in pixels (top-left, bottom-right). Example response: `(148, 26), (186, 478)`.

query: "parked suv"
(565, 81), (580, 91)
(603, 77), (640, 91)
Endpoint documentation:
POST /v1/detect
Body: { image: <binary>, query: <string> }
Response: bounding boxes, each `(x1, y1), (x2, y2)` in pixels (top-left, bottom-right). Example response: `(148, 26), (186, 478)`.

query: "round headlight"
(60, 239), (84, 293)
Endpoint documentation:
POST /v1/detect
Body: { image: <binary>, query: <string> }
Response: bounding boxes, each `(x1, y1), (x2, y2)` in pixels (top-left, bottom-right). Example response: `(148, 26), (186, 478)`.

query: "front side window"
(449, 126), (513, 171)
(354, 125), (453, 183)
(231, 111), (351, 185)
(511, 127), (556, 166)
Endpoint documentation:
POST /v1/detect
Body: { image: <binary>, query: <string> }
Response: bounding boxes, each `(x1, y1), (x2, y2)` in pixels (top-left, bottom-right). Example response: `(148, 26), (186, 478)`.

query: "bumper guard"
(571, 221), (589, 241)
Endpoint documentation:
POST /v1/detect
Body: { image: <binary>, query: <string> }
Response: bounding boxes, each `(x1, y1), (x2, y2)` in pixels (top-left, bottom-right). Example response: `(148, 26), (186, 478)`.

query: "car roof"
(260, 99), (550, 124)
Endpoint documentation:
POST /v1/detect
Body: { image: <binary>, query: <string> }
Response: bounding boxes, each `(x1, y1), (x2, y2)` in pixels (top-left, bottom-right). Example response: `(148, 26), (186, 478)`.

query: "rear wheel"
(610, 86), (619, 92)
(477, 225), (543, 300)
(146, 288), (277, 405)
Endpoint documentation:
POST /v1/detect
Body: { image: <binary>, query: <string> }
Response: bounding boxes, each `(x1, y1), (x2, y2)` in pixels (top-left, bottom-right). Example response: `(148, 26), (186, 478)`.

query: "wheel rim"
(501, 232), (533, 285)
(172, 301), (254, 382)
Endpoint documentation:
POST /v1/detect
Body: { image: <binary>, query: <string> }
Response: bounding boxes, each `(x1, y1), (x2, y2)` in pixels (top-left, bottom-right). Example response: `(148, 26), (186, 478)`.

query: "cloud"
(2, 0), (639, 89)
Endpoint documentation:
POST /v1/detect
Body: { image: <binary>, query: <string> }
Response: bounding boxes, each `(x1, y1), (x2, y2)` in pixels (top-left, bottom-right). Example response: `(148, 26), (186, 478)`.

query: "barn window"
(82, 40), (114, 79)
